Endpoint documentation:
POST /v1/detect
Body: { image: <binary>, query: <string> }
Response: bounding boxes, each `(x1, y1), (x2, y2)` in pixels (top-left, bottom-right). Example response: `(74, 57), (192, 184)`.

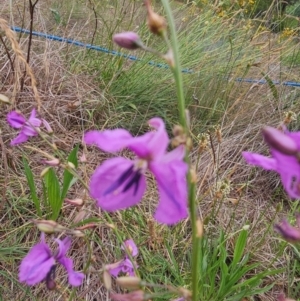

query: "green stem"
(160, 0), (186, 131)
(160, 1), (199, 301)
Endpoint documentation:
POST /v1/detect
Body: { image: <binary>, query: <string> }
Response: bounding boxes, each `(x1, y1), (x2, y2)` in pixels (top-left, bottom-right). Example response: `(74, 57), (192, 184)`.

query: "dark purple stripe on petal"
(103, 165), (134, 196)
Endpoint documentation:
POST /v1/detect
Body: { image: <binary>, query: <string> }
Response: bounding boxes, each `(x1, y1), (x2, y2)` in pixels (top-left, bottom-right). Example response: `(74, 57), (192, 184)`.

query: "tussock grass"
(1, 0), (300, 300)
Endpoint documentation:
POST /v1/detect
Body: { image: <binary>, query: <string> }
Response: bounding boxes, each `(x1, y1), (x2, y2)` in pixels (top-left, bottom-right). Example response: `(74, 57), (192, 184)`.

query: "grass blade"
(22, 156), (41, 216)
(61, 145), (79, 201)
(43, 168), (61, 220)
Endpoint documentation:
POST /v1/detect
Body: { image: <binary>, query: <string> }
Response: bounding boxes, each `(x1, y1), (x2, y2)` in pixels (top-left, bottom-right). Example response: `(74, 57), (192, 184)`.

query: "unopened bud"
(65, 198), (84, 206)
(67, 162), (76, 169)
(42, 158), (60, 166)
(33, 219), (65, 234)
(145, 0), (167, 35)
(103, 270), (112, 290)
(262, 126), (298, 155)
(72, 230), (85, 237)
(116, 276), (141, 289)
(0, 93), (10, 104)
(113, 32), (143, 50)
(40, 167), (50, 177)
(42, 119), (53, 134)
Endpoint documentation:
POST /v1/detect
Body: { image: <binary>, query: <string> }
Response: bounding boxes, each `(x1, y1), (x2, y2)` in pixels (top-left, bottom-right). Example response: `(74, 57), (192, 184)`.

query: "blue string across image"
(11, 26), (300, 88)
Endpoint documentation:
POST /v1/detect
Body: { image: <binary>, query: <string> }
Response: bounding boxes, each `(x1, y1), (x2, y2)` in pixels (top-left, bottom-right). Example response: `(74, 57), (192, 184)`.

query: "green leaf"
(61, 145), (79, 201)
(231, 228), (248, 270)
(22, 157), (41, 216)
(43, 168), (61, 220)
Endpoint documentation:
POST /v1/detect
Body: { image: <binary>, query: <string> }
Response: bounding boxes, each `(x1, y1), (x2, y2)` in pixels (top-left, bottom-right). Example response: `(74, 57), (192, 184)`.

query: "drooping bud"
(33, 219), (65, 234)
(116, 276), (141, 289)
(113, 32), (143, 50)
(262, 126), (298, 156)
(65, 198), (84, 206)
(42, 119), (53, 134)
(145, 0), (167, 36)
(103, 270), (112, 290)
(42, 158), (60, 166)
(0, 93), (10, 104)
(67, 161), (76, 169)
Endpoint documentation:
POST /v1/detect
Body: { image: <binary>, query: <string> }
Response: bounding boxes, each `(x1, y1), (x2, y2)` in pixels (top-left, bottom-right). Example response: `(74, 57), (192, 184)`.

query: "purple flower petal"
(150, 160), (188, 224)
(7, 111), (26, 128)
(122, 239), (138, 257)
(126, 118), (169, 159)
(7, 109), (42, 145)
(84, 129), (133, 153)
(19, 237), (55, 285)
(10, 132), (29, 145)
(58, 256), (84, 286)
(22, 125), (38, 137)
(28, 109), (42, 127)
(108, 258), (136, 277)
(242, 152), (277, 170)
(274, 219), (300, 242)
(90, 157), (146, 211)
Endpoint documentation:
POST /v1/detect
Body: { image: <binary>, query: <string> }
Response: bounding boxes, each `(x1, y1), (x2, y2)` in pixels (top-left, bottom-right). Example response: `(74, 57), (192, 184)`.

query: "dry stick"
(21, 0), (40, 90)
(0, 18), (41, 110)
(0, 33), (14, 72)
(88, 0), (98, 48)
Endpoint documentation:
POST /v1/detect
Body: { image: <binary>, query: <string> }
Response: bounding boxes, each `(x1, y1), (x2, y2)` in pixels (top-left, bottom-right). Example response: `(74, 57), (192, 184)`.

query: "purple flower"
(113, 32), (142, 50)
(107, 240), (138, 277)
(7, 109), (41, 145)
(19, 234), (84, 287)
(274, 214), (300, 243)
(84, 117), (188, 225)
(242, 126), (300, 199)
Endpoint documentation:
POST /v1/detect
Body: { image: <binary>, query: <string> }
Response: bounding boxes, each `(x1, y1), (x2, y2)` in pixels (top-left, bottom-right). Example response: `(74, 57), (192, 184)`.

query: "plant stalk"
(160, 1), (200, 300)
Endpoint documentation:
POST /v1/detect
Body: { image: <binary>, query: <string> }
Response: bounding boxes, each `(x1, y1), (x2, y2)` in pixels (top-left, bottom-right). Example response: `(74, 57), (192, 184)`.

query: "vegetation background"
(1, 0), (300, 300)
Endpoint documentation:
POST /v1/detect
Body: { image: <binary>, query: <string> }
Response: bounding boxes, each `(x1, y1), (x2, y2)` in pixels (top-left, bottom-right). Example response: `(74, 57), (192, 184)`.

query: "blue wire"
(11, 26), (192, 74)
(11, 26), (300, 87)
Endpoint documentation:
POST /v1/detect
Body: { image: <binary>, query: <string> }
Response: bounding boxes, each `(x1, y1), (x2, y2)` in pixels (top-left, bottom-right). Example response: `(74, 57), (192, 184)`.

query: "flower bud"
(145, 0), (167, 35)
(67, 162), (76, 169)
(65, 198), (84, 206)
(113, 32), (142, 50)
(33, 219), (65, 234)
(116, 276), (141, 289)
(103, 270), (112, 290)
(0, 93), (10, 104)
(42, 119), (53, 134)
(42, 158), (60, 166)
(262, 126), (298, 156)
